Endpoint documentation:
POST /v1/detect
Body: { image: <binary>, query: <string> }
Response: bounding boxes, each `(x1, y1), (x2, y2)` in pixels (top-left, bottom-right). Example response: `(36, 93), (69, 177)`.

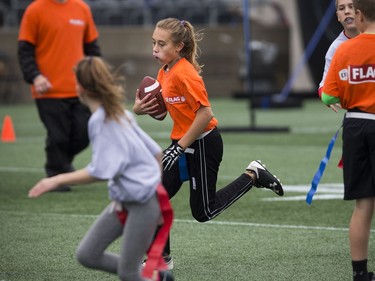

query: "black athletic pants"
(35, 98), (90, 177)
(162, 127), (254, 255)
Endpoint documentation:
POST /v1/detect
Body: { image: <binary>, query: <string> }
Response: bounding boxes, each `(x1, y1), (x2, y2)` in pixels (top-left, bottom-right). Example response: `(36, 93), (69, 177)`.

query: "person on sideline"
(321, 0), (375, 280)
(28, 57), (174, 281)
(133, 17), (284, 269)
(318, 0), (359, 112)
(18, 0), (101, 192)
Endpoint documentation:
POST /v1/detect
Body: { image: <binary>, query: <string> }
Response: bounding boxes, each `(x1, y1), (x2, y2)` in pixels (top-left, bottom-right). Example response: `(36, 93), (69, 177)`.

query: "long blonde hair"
(75, 57), (125, 122)
(156, 18), (203, 73)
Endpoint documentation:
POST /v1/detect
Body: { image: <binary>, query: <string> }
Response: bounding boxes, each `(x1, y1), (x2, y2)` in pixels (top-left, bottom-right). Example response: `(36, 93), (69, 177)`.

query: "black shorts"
(342, 115), (375, 200)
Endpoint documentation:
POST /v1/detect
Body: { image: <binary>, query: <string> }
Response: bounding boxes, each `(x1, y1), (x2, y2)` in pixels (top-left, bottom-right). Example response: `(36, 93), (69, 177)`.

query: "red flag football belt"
(116, 184), (173, 280)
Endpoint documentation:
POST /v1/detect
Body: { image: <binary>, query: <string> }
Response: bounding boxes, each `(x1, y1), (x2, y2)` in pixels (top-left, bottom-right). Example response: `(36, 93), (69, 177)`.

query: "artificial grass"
(1, 99), (373, 281)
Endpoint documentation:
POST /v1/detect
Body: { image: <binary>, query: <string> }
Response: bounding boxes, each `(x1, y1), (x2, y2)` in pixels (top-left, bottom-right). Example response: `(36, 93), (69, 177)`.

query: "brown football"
(138, 76), (167, 120)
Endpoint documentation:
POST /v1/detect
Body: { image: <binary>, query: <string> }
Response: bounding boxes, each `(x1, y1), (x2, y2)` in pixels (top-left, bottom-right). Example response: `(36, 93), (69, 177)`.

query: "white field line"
(0, 165), (344, 203)
(1, 210), (374, 233)
(0, 166), (43, 173)
(261, 184), (344, 201)
(176, 219), (354, 232)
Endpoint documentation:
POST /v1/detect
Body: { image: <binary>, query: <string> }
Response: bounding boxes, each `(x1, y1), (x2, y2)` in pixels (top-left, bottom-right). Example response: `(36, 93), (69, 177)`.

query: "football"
(138, 76), (167, 120)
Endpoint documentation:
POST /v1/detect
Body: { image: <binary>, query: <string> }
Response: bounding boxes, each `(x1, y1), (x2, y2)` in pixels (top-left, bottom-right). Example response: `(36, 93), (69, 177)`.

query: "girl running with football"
(133, 17), (284, 267)
(29, 57), (174, 281)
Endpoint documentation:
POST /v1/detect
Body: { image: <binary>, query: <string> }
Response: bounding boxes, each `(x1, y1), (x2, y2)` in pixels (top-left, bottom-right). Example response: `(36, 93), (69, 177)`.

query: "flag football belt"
(306, 126), (342, 205)
(179, 152), (189, 182)
(346, 112), (375, 120)
(115, 184), (173, 280)
(178, 129), (214, 183)
(179, 148), (195, 182)
(306, 111), (375, 204)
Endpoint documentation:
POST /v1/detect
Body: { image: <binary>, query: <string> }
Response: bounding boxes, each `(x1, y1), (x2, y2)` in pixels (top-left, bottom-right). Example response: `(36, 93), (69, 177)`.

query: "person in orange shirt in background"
(133, 17), (284, 269)
(322, 0), (375, 280)
(18, 0), (101, 192)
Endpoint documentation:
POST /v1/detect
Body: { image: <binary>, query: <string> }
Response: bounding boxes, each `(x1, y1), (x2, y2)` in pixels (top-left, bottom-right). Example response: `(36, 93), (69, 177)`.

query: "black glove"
(162, 143), (184, 171)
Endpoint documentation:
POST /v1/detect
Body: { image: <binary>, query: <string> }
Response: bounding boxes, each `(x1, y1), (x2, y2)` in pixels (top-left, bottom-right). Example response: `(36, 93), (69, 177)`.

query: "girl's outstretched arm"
(28, 169), (99, 198)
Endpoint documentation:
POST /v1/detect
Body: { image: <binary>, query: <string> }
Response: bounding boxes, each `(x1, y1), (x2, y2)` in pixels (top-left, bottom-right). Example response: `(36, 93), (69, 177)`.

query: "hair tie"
(180, 20), (185, 26)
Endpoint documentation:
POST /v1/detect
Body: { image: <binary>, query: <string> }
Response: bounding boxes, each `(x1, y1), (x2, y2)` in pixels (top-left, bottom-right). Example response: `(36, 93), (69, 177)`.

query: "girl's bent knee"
(76, 247), (96, 269)
(192, 212), (210, 223)
(118, 268), (142, 281)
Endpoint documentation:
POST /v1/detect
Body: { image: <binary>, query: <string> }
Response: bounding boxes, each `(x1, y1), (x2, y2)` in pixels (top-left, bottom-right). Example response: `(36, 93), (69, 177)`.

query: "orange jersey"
(157, 58), (218, 140)
(323, 34), (375, 113)
(18, 0), (99, 99)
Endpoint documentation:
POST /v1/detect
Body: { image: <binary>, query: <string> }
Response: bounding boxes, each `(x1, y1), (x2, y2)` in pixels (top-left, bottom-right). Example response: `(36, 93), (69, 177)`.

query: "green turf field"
(1, 98), (373, 281)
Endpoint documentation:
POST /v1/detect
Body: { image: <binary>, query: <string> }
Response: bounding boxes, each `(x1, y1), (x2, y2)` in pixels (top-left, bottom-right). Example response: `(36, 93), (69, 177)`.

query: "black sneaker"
(159, 270), (174, 281)
(163, 255), (173, 270)
(353, 271), (373, 281)
(246, 160), (284, 196)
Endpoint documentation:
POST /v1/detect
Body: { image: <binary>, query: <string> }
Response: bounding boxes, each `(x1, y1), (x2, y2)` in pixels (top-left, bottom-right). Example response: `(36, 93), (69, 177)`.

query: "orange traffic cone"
(1, 115), (16, 142)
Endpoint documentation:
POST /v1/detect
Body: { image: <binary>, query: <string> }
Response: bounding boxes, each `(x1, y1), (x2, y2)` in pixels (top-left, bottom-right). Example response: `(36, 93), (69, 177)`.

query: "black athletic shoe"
(159, 270), (174, 281)
(353, 271), (373, 281)
(163, 255), (173, 270)
(246, 160), (284, 196)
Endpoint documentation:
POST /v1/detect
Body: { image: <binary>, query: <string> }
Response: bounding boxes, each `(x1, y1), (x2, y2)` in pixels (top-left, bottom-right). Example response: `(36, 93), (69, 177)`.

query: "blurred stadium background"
(0, 0), (340, 105)
(1, 3), (364, 279)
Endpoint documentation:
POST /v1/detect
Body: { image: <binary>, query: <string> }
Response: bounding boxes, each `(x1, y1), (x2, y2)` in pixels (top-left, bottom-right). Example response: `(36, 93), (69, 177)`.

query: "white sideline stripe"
(282, 184), (343, 193)
(2, 210), (374, 233)
(176, 219), (354, 232)
(261, 184), (344, 201)
(0, 166), (43, 173)
(263, 194), (343, 201)
(292, 127), (342, 134)
(0, 165), (344, 202)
